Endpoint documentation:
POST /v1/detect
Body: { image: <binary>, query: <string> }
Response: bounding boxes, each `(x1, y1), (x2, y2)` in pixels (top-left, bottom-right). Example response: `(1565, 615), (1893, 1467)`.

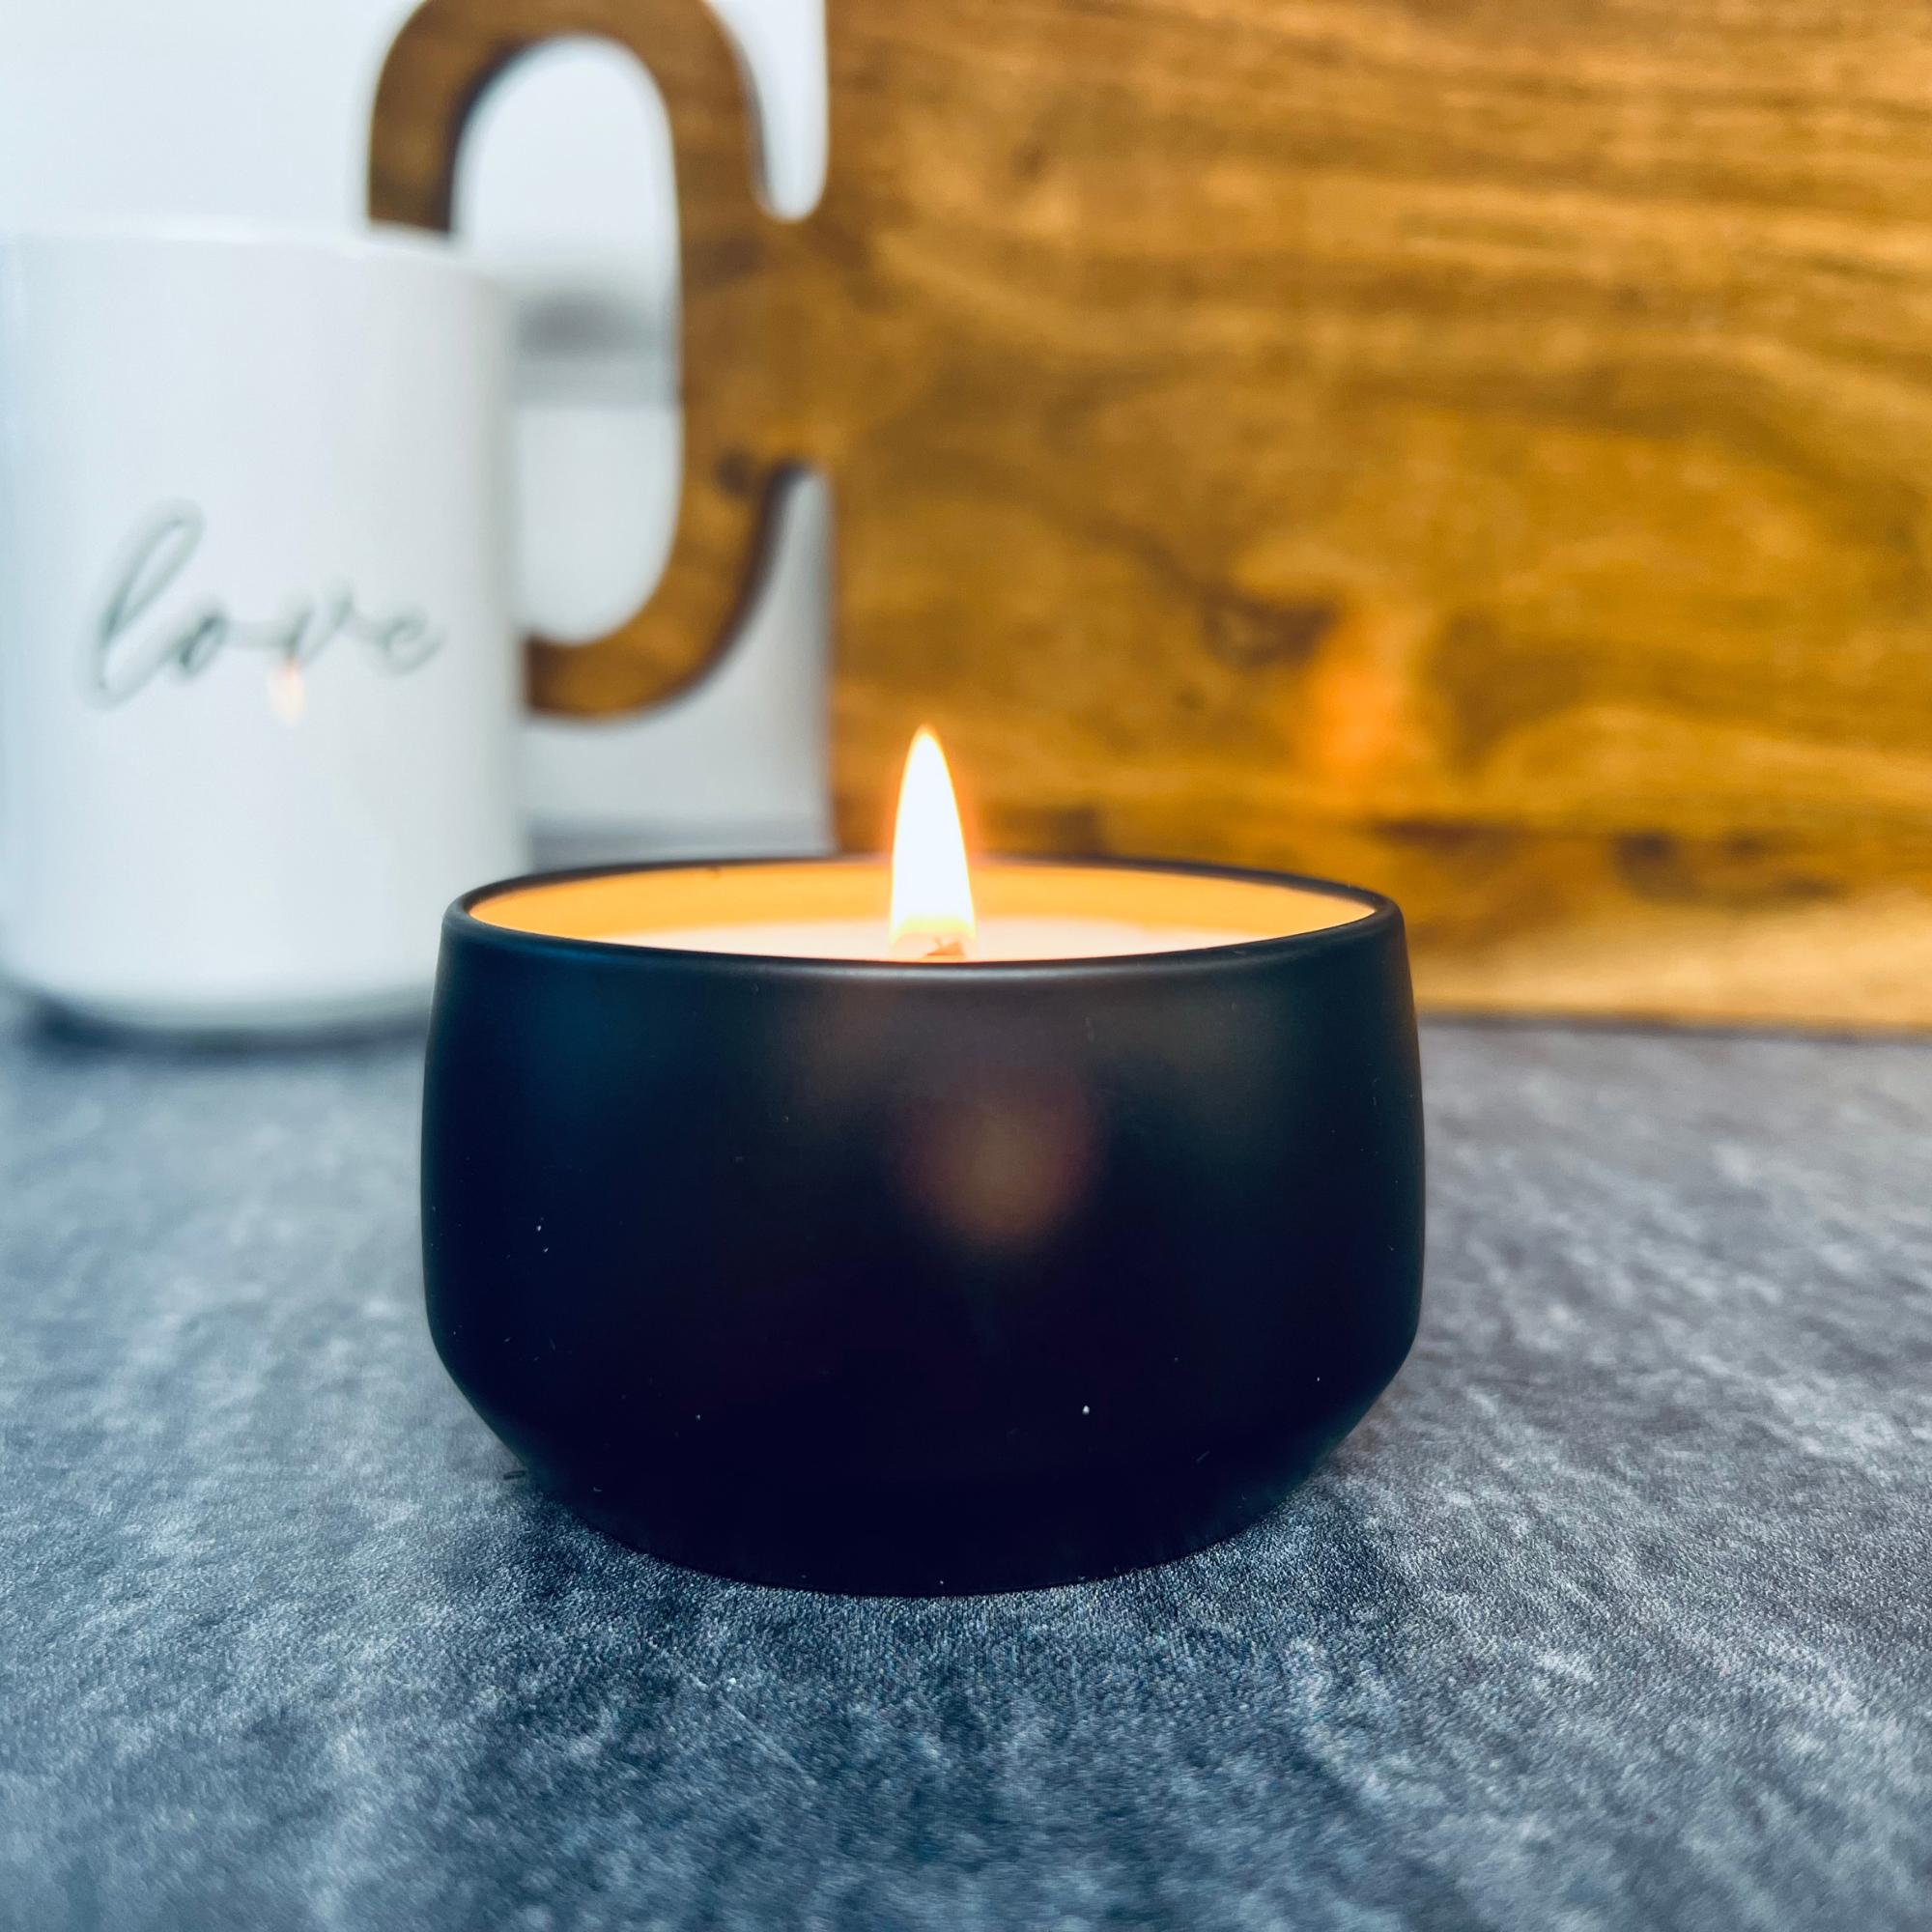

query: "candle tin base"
(423, 860), (1424, 1596)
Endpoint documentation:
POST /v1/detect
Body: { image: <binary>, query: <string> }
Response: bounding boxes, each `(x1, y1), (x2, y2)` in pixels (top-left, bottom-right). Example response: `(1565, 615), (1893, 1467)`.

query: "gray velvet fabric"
(1, 994), (1928, 1930)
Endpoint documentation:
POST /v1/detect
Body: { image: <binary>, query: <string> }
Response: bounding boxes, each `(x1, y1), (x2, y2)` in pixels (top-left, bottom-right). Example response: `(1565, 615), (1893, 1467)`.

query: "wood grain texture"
(370, 0), (794, 711)
(371, 0), (1932, 1028)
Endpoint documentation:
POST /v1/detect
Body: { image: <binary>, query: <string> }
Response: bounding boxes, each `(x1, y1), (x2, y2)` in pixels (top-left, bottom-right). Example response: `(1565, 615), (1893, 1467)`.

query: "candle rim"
(456, 854), (1397, 973)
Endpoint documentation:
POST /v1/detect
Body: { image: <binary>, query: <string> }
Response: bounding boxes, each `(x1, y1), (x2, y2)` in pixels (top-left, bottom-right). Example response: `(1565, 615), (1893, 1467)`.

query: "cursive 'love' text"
(84, 503), (445, 708)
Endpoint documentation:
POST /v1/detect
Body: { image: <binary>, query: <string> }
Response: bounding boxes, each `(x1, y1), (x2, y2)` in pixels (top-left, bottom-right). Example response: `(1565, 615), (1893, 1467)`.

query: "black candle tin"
(422, 859), (1424, 1595)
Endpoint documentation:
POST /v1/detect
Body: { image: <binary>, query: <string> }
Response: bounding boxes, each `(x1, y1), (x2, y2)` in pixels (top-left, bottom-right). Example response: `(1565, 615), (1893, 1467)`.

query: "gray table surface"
(1, 991), (1928, 1931)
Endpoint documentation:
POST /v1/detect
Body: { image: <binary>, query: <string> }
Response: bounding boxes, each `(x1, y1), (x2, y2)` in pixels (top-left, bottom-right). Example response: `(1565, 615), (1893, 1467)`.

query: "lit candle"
(425, 730), (1424, 1597)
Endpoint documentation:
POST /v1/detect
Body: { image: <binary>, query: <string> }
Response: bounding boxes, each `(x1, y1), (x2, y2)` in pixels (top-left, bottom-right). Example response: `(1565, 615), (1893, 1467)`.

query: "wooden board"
(371, 0), (1932, 1029)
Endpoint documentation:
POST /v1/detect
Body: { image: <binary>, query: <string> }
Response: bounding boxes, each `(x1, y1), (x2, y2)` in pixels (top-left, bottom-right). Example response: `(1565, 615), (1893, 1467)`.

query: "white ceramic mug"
(0, 224), (525, 1033)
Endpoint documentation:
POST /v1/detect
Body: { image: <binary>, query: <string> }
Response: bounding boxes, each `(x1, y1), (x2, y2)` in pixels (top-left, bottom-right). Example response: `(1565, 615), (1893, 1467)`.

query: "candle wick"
(918, 936), (969, 963)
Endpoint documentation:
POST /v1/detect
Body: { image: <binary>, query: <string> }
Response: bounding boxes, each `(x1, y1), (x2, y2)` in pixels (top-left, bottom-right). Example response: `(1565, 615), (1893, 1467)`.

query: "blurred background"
(0, 0), (836, 865)
(9, 0), (1932, 1034)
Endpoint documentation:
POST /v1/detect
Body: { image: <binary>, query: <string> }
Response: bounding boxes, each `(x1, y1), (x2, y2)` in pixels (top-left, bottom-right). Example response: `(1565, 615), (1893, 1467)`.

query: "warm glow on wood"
(889, 728), (977, 961)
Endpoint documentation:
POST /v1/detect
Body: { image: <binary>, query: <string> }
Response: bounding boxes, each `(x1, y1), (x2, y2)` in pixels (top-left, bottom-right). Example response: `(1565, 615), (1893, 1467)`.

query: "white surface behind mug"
(0, 225), (525, 1032)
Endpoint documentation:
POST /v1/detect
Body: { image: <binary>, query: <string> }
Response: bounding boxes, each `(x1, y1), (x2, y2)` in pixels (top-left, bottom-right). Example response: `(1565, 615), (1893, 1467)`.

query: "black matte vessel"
(422, 858), (1424, 1595)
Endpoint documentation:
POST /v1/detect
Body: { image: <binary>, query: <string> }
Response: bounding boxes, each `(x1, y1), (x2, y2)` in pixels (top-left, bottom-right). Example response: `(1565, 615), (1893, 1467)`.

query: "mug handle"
(368, 0), (794, 718)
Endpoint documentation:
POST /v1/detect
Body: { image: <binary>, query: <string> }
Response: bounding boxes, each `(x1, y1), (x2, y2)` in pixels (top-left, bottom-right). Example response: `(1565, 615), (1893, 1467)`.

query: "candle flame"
(269, 657), (305, 725)
(889, 726), (977, 961)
